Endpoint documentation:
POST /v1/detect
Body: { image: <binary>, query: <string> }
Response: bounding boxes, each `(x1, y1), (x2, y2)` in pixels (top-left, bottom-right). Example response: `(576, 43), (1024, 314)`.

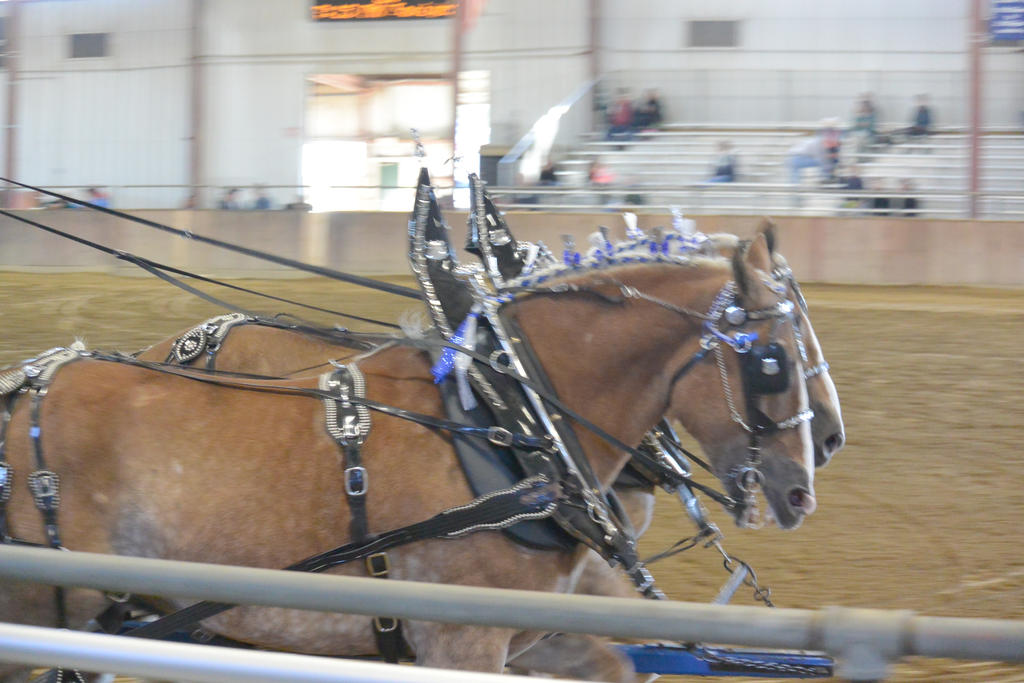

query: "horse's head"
(664, 230), (816, 530)
(502, 225), (820, 529)
(708, 226), (845, 470)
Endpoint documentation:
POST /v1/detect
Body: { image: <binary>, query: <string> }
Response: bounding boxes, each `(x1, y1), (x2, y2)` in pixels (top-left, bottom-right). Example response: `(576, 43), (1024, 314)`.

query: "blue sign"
(991, 0), (1024, 41)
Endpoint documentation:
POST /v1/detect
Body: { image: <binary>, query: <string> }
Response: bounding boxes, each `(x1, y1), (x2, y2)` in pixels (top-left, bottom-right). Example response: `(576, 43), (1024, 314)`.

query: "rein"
(0, 178), (422, 301)
(0, 209), (402, 330)
(84, 352), (556, 453)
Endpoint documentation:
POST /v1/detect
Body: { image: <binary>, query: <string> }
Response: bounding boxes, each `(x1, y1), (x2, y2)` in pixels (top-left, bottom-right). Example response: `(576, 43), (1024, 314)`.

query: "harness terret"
(166, 312), (250, 369)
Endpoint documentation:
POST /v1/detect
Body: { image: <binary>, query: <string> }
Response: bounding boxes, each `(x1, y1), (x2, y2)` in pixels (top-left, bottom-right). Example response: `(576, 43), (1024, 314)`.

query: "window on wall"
(70, 33), (109, 59)
(687, 20), (739, 48)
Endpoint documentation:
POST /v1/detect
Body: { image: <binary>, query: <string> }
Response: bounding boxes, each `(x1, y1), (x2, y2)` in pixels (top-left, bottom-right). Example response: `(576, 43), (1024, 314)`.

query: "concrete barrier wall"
(0, 210), (1020, 286)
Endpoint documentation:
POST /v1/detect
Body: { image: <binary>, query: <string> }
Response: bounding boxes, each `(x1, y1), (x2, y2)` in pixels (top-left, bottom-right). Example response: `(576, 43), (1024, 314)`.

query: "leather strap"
(124, 476), (558, 642)
(320, 365), (372, 542)
(365, 552), (408, 663)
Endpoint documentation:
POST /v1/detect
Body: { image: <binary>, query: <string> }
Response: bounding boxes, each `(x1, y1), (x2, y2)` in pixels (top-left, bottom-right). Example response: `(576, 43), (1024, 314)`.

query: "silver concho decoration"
(0, 463), (12, 503)
(426, 239), (449, 261)
(489, 227), (512, 246)
(724, 306), (747, 326)
(171, 327), (208, 364)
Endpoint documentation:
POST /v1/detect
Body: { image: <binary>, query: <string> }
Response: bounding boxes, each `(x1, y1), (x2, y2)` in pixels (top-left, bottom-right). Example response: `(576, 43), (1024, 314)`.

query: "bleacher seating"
(544, 124), (1024, 218)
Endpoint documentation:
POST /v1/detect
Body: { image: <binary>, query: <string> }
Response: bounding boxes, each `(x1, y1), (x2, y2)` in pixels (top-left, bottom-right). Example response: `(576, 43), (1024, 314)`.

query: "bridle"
(619, 274), (812, 524)
(502, 264), (813, 528)
(775, 263), (832, 383)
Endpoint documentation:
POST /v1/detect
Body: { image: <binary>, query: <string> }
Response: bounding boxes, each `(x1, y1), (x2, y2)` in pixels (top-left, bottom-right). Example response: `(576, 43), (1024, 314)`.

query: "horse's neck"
(510, 264), (722, 487)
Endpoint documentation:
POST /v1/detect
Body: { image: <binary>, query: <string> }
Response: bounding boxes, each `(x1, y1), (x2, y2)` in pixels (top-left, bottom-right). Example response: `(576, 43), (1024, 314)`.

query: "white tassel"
(455, 310), (479, 411)
(623, 212), (642, 239)
(520, 241), (540, 274)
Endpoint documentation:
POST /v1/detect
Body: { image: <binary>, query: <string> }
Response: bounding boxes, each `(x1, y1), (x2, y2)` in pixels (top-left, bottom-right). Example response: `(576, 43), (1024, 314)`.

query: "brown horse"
(134, 232), (843, 681)
(0, 234), (816, 680)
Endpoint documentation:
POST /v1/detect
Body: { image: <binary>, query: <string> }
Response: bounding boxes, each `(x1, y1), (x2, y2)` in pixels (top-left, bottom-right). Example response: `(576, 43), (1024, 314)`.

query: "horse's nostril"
(824, 433), (844, 455)
(787, 487), (817, 515)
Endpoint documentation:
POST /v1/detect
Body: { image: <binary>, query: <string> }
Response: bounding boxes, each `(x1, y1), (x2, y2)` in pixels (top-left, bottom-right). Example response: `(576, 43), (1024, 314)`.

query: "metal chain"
(644, 525), (776, 609)
(700, 647), (827, 676)
(713, 541), (775, 608)
(713, 343), (752, 432)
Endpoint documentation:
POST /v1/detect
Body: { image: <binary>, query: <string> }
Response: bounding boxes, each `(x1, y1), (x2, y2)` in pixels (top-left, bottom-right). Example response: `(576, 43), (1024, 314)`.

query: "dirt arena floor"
(1, 272), (1022, 682)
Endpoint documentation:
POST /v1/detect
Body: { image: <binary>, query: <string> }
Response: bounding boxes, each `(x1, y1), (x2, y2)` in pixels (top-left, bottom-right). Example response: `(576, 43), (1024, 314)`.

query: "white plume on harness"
(453, 305), (481, 411)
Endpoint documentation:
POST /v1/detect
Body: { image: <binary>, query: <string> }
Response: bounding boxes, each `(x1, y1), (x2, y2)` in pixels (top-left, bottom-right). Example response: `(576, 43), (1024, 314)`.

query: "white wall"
(0, 0), (1017, 208)
(15, 0), (191, 208)
(598, 0), (991, 127)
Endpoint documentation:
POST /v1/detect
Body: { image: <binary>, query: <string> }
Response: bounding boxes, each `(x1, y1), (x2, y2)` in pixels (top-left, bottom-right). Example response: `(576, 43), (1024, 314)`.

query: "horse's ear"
(757, 218), (777, 255)
(732, 232), (772, 298)
(732, 240), (753, 296)
(746, 230), (772, 273)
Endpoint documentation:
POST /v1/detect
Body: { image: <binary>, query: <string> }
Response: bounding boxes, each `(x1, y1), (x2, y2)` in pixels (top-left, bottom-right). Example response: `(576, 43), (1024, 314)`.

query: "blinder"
(739, 342), (791, 396)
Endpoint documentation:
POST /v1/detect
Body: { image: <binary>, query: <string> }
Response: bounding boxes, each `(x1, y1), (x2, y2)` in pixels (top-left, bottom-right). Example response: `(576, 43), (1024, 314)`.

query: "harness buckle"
(344, 466), (368, 496)
(365, 552), (390, 577)
(487, 427), (515, 447)
(28, 470), (61, 511)
(373, 616), (399, 633)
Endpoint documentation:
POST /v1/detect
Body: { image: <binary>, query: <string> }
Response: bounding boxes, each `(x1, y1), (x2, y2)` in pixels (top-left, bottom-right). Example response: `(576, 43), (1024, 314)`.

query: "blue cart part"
(617, 643), (834, 678)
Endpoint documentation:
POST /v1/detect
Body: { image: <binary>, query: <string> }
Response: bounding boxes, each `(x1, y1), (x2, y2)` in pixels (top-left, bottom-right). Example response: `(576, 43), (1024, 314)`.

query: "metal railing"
(0, 623), (566, 683)
(7, 181), (1024, 219)
(485, 184), (1024, 219)
(0, 545), (1021, 682)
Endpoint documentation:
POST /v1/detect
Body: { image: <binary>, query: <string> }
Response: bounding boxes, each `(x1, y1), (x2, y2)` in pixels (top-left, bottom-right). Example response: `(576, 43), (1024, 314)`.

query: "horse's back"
(139, 321), (366, 376)
(2, 351), (466, 561)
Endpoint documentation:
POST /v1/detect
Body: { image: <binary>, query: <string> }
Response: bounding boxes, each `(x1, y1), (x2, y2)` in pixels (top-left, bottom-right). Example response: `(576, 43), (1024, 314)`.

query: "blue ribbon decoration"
(431, 311), (479, 383)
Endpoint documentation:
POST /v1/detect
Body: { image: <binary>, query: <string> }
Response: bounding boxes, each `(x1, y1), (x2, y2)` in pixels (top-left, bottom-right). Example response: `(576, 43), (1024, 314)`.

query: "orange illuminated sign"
(312, 0), (457, 21)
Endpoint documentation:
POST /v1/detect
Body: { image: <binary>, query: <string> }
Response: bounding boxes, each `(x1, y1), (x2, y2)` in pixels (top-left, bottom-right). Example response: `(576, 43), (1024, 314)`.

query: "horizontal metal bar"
(0, 545), (1022, 666)
(0, 622), (561, 683)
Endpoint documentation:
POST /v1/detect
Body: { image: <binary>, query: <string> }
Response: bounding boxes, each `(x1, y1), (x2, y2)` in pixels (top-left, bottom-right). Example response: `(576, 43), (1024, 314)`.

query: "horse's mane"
(504, 233), (728, 291)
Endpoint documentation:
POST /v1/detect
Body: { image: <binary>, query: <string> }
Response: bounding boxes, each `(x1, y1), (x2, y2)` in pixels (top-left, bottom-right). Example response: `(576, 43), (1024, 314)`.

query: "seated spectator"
(821, 119), (842, 181)
(252, 186), (272, 210)
(908, 94), (932, 138)
(852, 94), (878, 141)
(851, 93), (878, 156)
(539, 161), (558, 185)
(787, 119), (840, 185)
(589, 159), (615, 185)
(87, 187), (111, 208)
(633, 90), (663, 130)
(218, 188), (241, 210)
(837, 164), (865, 213)
(868, 178), (891, 216)
(588, 158), (617, 206)
(894, 178), (920, 217)
(605, 89), (634, 141)
(708, 141), (738, 182)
